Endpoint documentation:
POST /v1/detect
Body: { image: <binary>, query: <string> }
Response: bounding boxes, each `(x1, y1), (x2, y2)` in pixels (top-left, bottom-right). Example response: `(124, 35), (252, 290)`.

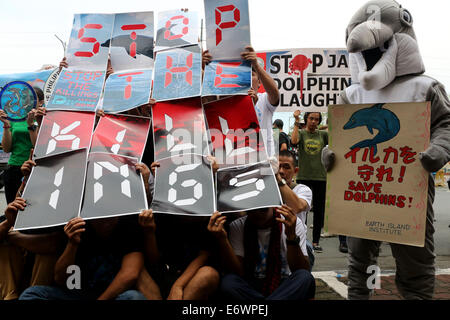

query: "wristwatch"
(286, 235), (300, 246)
(278, 178), (287, 187)
(27, 124), (37, 131)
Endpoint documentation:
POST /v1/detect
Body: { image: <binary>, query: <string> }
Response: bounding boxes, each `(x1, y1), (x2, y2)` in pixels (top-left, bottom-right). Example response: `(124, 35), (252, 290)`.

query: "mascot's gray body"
(330, 0), (450, 299)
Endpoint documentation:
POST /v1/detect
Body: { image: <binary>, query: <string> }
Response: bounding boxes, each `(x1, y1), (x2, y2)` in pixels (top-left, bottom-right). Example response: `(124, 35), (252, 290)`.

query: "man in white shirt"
(242, 47), (280, 158)
(208, 206), (315, 300)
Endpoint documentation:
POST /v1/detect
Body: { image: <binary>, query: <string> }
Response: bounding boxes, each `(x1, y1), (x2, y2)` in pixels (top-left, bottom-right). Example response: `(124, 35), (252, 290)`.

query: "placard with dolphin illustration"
(326, 102), (430, 247)
(107, 12), (155, 72)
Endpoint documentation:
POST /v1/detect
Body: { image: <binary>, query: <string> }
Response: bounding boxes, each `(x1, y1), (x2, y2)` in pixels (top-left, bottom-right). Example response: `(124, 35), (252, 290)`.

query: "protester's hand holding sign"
(4, 197), (27, 227)
(240, 46), (257, 67)
(21, 159), (36, 178)
(59, 57), (68, 70)
(138, 209), (156, 233)
(207, 212), (227, 240)
(64, 217), (86, 245)
(275, 205), (297, 239)
(0, 109), (10, 127)
(202, 50), (212, 70)
(150, 162), (160, 176)
(136, 163), (150, 183)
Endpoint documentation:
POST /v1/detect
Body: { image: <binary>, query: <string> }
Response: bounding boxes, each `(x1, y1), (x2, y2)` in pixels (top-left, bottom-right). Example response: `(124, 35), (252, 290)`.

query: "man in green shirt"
(291, 111), (328, 253)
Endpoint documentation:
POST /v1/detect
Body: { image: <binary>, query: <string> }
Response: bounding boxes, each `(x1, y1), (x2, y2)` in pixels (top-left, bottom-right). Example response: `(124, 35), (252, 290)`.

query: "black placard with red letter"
(81, 153), (147, 220)
(14, 149), (89, 231)
(152, 98), (209, 161)
(90, 114), (151, 161)
(33, 111), (96, 159)
(204, 95), (267, 168)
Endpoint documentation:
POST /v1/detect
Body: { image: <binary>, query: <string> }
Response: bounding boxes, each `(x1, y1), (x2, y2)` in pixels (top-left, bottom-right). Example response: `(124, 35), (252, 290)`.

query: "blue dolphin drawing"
(343, 103), (400, 155)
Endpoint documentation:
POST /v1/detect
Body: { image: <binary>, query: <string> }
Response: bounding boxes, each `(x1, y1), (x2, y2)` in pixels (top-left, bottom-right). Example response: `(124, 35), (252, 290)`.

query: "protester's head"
(246, 207), (273, 226)
(278, 150), (298, 182)
(251, 69), (261, 91)
(32, 86), (44, 107)
(273, 119), (283, 130)
(304, 112), (322, 132)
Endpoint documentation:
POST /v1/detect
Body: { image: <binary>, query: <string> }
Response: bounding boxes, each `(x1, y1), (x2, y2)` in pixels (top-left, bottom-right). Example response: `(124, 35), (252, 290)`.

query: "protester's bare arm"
(54, 218), (85, 285)
(0, 198), (23, 241)
(97, 251), (144, 300)
(276, 174), (308, 214)
(138, 209), (159, 265)
(59, 57), (68, 70)
(167, 250), (210, 300)
(276, 205), (310, 271)
(207, 212), (244, 276)
(136, 163), (151, 203)
(241, 46), (279, 106)
(7, 231), (65, 254)
(290, 110), (301, 145)
(26, 110), (38, 146)
(0, 110), (12, 152)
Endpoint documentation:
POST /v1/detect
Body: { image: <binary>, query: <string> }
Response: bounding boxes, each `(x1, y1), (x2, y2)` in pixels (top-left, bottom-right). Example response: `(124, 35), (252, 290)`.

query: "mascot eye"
(400, 9), (413, 25)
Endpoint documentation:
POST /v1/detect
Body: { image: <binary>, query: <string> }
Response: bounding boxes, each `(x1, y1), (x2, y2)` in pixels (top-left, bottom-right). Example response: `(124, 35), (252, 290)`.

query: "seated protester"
(19, 215), (146, 300)
(276, 150), (315, 269)
(208, 205), (315, 300)
(137, 210), (220, 300)
(0, 159), (64, 300)
(276, 150), (312, 225)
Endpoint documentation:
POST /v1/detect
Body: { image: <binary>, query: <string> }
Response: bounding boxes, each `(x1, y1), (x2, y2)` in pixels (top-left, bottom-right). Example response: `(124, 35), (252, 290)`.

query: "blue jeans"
(19, 285), (146, 300)
(220, 269), (316, 300)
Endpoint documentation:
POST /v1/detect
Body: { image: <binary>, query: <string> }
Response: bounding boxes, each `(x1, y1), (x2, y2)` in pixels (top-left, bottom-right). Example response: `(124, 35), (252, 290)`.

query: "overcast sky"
(1, 0), (449, 91)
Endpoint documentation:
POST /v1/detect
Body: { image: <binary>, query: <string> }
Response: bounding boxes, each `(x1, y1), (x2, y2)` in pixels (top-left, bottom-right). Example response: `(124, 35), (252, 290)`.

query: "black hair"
(32, 86), (44, 102)
(273, 119), (283, 129)
(278, 150), (297, 167)
(304, 112), (322, 124)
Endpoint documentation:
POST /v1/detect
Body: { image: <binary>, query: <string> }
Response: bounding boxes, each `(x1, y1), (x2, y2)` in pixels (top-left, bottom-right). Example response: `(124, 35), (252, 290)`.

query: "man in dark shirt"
(19, 215), (146, 300)
(273, 119), (290, 153)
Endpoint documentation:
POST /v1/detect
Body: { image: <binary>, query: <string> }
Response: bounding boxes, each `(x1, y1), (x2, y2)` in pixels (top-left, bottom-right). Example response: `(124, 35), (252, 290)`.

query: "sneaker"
(339, 243), (348, 253)
(313, 244), (323, 253)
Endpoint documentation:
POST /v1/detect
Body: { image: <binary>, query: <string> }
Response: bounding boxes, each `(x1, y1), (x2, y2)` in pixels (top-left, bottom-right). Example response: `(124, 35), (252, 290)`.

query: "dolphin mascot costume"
(323, 0), (450, 299)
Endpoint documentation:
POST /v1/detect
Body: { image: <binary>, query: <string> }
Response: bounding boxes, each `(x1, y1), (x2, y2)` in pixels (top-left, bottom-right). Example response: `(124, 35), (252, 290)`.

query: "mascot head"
(346, 0), (425, 90)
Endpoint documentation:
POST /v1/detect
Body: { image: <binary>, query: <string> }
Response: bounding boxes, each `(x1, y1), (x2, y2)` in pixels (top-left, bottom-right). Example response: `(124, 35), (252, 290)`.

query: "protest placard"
(326, 102), (430, 246)
(216, 161), (282, 213)
(151, 154), (216, 216)
(33, 111), (96, 159)
(14, 149), (88, 231)
(204, 0), (251, 60)
(152, 45), (202, 101)
(46, 14), (114, 111)
(108, 12), (154, 72)
(155, 9), (200, 52)
(202, 60), (251, 96)
(90, 114), (150, 161)
(152, 98), (208, 161)
(0, 81), (37, 121)
(256, 48), (351, 112)
(204, 95), (267, 167)
(80, 152), (148, 220)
